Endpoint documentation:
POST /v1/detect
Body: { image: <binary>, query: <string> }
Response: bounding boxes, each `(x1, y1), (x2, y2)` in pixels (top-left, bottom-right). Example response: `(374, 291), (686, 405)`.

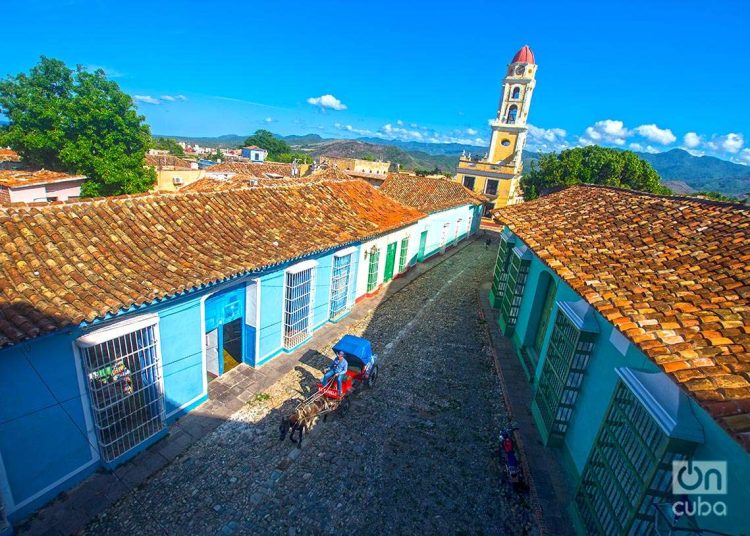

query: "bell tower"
(454, 45), (537, 208)
(488, 45), (536, 166)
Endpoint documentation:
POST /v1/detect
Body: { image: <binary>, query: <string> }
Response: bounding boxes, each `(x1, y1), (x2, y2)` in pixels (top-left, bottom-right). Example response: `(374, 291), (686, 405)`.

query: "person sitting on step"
(321, 350), (348, 396)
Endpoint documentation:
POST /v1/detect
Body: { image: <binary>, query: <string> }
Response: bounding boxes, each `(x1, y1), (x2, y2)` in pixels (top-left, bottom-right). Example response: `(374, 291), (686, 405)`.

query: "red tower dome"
(511, 45), (535, 65)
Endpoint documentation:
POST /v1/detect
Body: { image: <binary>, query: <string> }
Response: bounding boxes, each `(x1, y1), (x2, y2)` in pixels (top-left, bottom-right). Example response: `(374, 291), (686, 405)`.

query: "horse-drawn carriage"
(279, 335), (378, 446)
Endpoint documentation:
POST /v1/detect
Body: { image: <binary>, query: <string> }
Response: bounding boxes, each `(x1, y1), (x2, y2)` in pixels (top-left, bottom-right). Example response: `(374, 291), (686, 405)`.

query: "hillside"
(637, 149), (750, 196)
(155, 132), (750, 196)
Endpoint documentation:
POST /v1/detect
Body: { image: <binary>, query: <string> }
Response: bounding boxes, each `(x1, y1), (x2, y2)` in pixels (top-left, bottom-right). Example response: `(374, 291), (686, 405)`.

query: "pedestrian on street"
(485, 237), (492, 249)
(321, 350), (348, 396)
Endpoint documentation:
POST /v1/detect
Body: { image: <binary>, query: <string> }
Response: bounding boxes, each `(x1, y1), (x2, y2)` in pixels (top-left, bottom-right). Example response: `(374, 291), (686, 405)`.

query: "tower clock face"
(515, 65), (525, 75)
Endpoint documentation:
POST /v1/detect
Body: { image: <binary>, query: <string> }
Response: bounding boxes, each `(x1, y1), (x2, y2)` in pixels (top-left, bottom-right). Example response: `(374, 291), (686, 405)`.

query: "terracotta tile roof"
(380, 173), (487, 213)
(207, 161), (296, 177)
(0, 169), (86, 189)
(493, 185), (750, 451)
(145, 154), (194, 170)
(0, 149), (21, 163)
(0, 179), (424, 348)
(180, 174), (325, 192)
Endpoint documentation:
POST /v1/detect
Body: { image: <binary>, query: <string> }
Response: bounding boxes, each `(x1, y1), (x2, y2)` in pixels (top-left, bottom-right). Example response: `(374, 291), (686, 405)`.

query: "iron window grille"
(499, 244), (531, 333)
(284, 261), (317, 348)
(491, 229), (516, 304)
(573, 369), (702, 535)
(330, 250), (354, 320)
(366, 247), (380, 292)
(398, 236), (409, 272)
(77, 317), (166, 463)
(534, 300), (598, 443)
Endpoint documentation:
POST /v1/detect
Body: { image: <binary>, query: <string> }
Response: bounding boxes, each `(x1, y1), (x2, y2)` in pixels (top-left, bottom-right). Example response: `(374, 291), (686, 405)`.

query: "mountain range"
(160, 133), (750, 197)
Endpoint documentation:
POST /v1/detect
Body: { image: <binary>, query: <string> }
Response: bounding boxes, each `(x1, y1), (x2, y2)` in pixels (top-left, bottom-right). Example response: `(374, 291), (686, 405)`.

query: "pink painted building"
(0, 169), (87, 203)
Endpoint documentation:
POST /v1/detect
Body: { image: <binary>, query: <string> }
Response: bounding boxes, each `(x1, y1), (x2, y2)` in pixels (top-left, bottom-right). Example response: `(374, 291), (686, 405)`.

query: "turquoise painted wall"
(499, 230), (750, 532)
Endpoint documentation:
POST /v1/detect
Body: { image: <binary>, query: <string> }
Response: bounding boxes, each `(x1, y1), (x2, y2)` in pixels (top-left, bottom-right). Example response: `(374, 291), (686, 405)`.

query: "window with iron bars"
(398, 236), (409, 273)
(366, 247), (380, 292)
(329, 253), (352, 320)
(78, 320), (166, 463)
(491, 230), (516, 304)
(573, 380), (696, 535)
(499, 246), (530, 333)
(534, 305), (597, 443)
(284, 263), (316, 348)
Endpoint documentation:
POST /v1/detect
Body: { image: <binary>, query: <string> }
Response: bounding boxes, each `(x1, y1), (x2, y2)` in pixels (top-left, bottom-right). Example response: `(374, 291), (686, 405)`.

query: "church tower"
(454, 45), (537, 209)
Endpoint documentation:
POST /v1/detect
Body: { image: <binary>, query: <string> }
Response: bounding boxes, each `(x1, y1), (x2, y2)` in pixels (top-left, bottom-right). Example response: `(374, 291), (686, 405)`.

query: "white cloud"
(134, 95), (161, 105)
(683, 132), (701, 148)
(629, 143), (644, 151)
(633, 124), (676, 145)
(722, 133), (744, 153)
(581, 119), (630, 146)
(264, 117), (274, 123)
(526, 124), (569, 152)
(334, 123), (375, 136)
(159, 95), (186, 102)
(465, 128), (478, 135)
(307, 94), (347, 111)
(736, 148), (750, 165)
(396, 119), (404, 126)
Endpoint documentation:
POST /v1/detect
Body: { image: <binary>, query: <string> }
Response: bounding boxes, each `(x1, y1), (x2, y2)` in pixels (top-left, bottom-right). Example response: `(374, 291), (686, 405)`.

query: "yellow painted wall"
(489, 131), (520, 163)
(155, 169), (206, 192)
(454, 171), (518, 208)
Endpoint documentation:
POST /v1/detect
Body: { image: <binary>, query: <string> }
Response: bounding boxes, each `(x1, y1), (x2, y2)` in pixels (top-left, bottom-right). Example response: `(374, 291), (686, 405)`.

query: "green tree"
(0, 57), (155, 197)
(274, 152), (310, 164)
(151, 137), (185, 156)
(521, 146), (669, 200)
(243, 129), (290, 160)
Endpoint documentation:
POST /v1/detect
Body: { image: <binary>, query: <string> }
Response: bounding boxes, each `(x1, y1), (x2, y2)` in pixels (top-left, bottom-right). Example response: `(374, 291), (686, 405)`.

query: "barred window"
(330, 249), (354, 320)
(573, 369), (702, 535)
(491, 229), (516, 304)
(284, 260), (317, 348)
(366, 247), (380, 292)
(398, 236), (409, 273)
(534, 300), (598, 443)
(77, 317), (165, 463)
(499, 245), (531, 333)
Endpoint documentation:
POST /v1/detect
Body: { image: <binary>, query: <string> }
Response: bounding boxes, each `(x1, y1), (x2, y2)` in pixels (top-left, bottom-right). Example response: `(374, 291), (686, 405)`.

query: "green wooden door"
(417, 231), (428, 262)
(384, 242), (397, 282)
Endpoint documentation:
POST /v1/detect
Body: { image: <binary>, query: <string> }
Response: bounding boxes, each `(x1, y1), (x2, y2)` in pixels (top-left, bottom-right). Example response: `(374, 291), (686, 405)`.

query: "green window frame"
(491, 229), (516, 305)
(573, 369), (702, 535)
(533, 281), (557, 353)
(499, 245), (531, 334)
(534, 300), (598, 443)
(398, 236), (409, 273)
(366, 247), (380, 292)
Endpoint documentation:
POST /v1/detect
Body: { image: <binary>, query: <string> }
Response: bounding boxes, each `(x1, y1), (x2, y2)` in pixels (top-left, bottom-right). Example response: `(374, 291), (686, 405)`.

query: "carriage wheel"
(367, 365), (379, 388)
(338, 397), (351, 418)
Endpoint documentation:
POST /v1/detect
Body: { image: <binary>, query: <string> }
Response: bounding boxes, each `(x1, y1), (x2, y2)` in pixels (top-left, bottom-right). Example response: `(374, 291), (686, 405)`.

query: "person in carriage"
(320, 350), (348, 396)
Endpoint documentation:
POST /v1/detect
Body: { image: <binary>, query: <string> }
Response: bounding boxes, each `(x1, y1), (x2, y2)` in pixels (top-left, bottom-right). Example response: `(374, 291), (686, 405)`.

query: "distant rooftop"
(0, 169), (86, 189)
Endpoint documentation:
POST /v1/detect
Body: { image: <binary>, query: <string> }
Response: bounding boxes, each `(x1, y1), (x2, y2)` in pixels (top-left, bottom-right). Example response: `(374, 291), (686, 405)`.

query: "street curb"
(478, 301), (547, 535)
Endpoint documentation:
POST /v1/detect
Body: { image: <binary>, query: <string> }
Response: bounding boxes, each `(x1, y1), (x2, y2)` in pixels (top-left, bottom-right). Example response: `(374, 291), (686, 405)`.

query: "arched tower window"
(511, 87), (521, 100)
(506, 105), (518, 124)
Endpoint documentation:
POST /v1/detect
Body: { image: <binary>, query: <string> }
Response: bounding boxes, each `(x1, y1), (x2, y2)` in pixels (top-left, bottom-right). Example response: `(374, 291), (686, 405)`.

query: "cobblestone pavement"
(86, 241), (535, 535)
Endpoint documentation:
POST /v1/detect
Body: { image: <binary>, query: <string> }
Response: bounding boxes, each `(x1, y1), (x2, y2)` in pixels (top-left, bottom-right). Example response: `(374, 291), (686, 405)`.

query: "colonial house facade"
(490, 186), (750, 534)
(0, 175), (480, 526)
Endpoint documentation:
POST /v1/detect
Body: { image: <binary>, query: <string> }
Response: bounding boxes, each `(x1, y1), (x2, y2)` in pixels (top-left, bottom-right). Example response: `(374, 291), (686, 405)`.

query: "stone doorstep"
(16, 237), (479, 536)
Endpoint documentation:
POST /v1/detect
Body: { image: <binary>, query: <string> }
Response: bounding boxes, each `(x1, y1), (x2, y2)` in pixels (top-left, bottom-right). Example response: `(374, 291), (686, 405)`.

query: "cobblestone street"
(86, 240), (535, 535)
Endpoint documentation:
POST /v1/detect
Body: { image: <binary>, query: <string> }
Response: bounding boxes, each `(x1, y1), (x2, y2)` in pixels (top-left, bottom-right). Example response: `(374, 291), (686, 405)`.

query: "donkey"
(279, 398), (336, 448)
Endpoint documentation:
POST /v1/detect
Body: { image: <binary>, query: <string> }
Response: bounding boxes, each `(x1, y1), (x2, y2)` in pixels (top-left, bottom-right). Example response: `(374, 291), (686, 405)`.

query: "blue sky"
(2, 0), (750, 163)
